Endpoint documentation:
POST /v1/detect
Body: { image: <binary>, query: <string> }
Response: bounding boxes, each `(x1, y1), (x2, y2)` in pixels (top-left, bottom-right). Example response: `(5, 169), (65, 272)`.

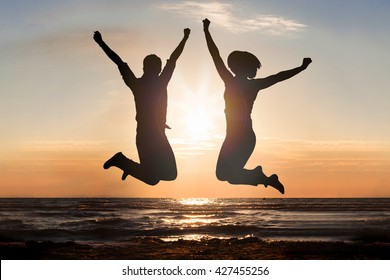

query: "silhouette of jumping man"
(203, 18), (311, 194)
(93, 28), (190, 185)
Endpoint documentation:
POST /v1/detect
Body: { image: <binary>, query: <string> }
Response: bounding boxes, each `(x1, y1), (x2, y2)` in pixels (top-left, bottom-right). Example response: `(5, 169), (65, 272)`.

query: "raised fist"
(302, 57), (312, 69)
(203, 18), (210, 31)
(93, 31), (103, 43)
(184, 28), (191, 37)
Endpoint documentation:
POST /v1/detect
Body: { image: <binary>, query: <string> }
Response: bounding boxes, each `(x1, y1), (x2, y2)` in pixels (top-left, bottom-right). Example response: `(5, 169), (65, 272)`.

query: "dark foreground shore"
(1, 237), (389, 260)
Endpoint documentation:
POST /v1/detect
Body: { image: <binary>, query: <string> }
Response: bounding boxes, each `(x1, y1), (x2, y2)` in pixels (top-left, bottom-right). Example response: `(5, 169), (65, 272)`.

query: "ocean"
(0, 198), (389, 244)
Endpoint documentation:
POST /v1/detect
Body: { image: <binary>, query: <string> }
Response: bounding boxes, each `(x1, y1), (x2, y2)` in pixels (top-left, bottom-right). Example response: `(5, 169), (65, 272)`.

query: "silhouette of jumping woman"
(203, 18), (311, 194)
(94, 28), (190, 185)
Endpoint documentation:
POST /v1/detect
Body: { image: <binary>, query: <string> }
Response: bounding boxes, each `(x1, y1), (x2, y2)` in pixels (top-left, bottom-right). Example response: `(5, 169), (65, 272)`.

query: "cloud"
(170, 133), (223, 157)
(157, 1), (306, 34)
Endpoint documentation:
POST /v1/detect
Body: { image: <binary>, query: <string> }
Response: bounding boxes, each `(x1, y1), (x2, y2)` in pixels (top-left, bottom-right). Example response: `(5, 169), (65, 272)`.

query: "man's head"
(143, 54), (162, 76)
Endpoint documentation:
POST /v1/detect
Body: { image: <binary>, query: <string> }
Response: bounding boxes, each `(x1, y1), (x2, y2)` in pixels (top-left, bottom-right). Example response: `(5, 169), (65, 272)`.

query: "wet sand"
(1, 237), (389, 260)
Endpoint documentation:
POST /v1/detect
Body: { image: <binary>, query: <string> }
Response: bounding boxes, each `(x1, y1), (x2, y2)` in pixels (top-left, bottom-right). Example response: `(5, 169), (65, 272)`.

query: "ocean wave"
(1, 198), (389, 243)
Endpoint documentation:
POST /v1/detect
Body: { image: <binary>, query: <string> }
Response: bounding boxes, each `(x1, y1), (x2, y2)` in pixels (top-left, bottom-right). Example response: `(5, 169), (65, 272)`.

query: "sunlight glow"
(170, 77), (225, 156)
(184, 108), (213, 139)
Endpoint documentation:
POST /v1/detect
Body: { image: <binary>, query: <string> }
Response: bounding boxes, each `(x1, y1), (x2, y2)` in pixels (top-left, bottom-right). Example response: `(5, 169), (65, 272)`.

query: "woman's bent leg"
(216, 129), (259, 185)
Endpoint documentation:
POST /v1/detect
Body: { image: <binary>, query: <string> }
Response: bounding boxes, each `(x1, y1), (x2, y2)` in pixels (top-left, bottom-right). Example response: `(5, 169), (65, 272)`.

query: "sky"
(1, 0), (389, 198)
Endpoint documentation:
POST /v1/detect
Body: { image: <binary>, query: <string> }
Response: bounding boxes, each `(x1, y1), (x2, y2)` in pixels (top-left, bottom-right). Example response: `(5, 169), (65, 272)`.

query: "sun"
(168, 67), (225, 155)
(184, 107), (213, 138)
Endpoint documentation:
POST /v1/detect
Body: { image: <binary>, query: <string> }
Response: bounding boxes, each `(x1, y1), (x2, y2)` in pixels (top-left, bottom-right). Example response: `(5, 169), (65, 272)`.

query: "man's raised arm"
(93, 31), (124, 66)
(169, 28), (190, 63)
(160, 28), (190, 82)
(93, 31), (136, 89)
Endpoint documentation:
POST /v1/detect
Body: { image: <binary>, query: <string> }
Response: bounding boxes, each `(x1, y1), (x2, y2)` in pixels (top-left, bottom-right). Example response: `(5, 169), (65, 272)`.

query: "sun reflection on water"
(177, 198), (215, 206)
(162, 216), (217, 227)
(160, 198), (220, 232)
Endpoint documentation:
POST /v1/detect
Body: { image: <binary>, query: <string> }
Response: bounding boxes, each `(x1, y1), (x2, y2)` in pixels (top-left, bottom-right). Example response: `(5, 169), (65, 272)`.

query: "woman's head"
(227, 51), (261, 78)
(143, 54), (162, 76)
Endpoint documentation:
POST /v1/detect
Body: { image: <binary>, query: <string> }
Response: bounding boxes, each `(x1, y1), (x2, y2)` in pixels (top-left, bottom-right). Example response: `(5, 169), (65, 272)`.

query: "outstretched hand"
(203, 18), (210, 31)
(93, 31), (103, 43)
(184, 28), (191, 38)
(302, 57), (312, 69)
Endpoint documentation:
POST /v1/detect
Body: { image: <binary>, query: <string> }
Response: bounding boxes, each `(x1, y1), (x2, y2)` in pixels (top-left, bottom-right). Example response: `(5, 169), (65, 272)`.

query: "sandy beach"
(1, 237), (389, 260)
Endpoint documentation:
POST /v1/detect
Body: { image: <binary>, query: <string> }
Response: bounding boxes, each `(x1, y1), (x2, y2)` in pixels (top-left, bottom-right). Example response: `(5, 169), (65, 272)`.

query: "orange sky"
(2, 139), (389, 197)
(1, 1), (390, 198)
